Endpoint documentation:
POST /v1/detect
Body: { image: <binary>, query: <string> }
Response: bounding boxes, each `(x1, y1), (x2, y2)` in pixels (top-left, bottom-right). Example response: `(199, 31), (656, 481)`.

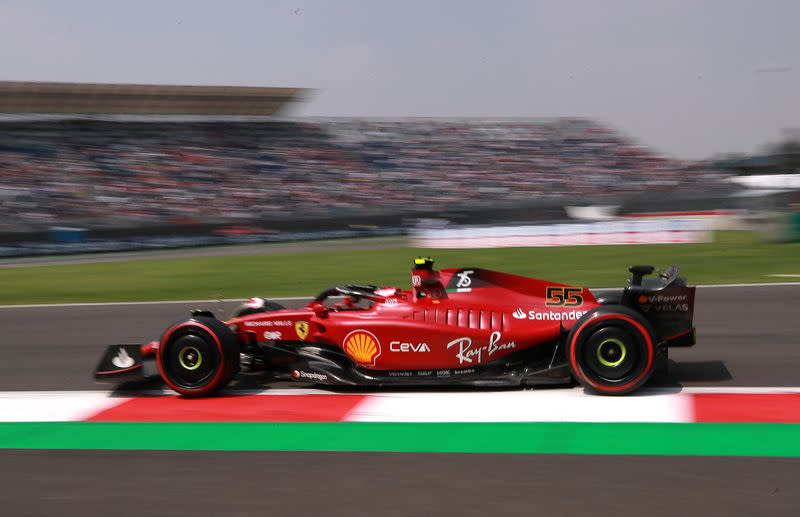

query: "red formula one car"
(95, 258), (696, 396)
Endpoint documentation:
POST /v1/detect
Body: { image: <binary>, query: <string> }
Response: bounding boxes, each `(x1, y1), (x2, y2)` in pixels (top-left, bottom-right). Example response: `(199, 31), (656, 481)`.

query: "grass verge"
(1, 231), (798, 304)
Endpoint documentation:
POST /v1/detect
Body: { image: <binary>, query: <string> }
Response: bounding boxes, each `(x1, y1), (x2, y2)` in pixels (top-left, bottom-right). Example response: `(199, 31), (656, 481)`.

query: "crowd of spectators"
(0, 118), (730, 231)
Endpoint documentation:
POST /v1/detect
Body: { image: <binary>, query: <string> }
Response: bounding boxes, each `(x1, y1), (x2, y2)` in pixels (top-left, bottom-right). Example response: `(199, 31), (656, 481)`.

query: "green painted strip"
(0, 422), (799, 457)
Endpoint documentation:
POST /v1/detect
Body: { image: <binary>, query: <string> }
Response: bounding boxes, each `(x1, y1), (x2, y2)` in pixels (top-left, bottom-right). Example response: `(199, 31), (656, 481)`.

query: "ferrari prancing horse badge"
(295, 321), (309, 340)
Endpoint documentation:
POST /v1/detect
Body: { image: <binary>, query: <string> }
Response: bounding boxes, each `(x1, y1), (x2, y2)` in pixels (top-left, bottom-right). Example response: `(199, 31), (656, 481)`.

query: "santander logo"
(512, 308), (586, 321)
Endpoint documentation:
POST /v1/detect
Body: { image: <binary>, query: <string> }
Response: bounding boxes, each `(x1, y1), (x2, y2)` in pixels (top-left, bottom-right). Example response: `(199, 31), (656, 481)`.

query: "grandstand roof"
(0, 81), (309, 116)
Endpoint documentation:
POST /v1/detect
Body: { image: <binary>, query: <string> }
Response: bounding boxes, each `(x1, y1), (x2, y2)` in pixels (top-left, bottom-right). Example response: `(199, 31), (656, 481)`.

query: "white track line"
(696, 281), (800, 288)
(0, 387), (798, 423)
(348, 389), (693, 423)
(0, 296), (306, 309)
(0, 391), (127, 422)
(673, 386), (800, 394)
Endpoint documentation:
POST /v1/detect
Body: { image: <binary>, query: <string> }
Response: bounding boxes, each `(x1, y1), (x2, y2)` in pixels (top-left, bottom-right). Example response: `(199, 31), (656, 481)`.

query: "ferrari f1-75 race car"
(95, 258), (696, 396)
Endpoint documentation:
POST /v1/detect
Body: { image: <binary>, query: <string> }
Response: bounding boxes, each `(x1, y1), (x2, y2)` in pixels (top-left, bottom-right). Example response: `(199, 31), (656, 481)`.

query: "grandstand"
(0, 81), (733, 247)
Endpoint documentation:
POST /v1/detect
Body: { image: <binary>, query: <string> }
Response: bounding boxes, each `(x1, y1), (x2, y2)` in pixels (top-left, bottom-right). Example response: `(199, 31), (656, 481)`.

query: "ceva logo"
(512, 308), (527, 319)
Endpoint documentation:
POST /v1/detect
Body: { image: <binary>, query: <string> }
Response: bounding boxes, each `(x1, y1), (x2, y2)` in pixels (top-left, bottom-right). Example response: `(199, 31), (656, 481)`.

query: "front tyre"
(566, 306), (657, 395)
(157, 317), (239, 397)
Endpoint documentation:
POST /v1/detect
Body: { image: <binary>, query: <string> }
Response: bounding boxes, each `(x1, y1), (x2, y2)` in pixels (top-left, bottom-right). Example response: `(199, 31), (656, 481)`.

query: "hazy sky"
(1, 0), (798, 159)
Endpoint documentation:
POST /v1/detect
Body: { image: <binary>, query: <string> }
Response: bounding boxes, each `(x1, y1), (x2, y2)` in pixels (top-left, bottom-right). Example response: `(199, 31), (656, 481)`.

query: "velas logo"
(343, 330), (382, 366)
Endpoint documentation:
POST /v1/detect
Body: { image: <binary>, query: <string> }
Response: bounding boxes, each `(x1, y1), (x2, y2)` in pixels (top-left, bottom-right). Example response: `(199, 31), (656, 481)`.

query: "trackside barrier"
(414, 219), (712, 248)
(0, 227), (405, 258)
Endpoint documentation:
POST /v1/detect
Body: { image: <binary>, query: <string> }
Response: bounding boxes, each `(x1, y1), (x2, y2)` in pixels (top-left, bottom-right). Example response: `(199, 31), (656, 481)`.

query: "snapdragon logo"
(292, 370), (328, 382)
(512, 308), (586, 321)
(299, 371), (327, 381)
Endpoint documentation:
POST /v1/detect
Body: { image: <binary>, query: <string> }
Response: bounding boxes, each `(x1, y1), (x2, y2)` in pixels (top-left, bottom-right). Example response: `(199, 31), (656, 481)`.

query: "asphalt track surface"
(1, 284), (798, 390)
(1, 284), (799, 516)
(1, 450), (797, 516)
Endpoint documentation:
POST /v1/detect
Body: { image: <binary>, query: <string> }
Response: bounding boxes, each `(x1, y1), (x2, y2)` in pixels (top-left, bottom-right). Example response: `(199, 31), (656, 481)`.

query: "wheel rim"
(178, 346), (203, 371)
(581, 326), (639, 383)
(162, 332), (219, 389)
(596, 338), (626, 367)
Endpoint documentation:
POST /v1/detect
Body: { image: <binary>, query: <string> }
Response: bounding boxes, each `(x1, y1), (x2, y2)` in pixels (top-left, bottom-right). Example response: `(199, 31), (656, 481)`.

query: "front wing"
(94, 344), (145, 382)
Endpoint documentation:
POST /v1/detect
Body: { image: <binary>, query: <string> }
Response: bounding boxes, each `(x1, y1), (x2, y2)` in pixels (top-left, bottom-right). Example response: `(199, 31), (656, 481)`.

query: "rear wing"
(628, 264), (684, 290)
(624, 265), (696, 346)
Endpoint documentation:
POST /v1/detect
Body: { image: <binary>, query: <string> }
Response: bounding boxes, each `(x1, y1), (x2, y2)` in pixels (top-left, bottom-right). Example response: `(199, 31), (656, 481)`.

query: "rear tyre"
(157, 316), (239, 397)
(566, 306), (657, 395)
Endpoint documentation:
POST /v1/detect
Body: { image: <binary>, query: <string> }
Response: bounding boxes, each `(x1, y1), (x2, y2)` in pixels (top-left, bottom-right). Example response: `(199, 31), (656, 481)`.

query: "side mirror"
(190, 309), (215, 319)
(310, 302), (328, 319)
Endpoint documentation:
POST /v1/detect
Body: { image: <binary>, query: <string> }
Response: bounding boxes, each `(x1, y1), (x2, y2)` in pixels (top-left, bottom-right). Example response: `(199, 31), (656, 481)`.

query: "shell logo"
(343, 330), (382, 366)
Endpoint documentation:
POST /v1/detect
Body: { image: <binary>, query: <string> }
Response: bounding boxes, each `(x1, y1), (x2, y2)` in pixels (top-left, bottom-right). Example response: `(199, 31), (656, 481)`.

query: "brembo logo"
(512, 308), (586, 321)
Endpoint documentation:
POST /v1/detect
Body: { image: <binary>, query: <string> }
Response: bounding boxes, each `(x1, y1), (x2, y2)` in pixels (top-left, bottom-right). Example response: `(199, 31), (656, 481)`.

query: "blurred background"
(0, 0), (798, 259)
(1, 3), (800, 516)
